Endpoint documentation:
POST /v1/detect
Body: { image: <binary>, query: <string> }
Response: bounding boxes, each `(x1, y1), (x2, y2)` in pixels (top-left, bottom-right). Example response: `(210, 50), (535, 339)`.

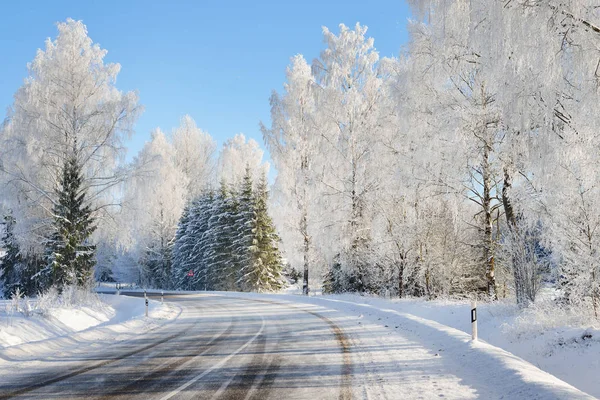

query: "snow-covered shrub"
(35, 284), (106, 316)
(501, 297), (597, 339)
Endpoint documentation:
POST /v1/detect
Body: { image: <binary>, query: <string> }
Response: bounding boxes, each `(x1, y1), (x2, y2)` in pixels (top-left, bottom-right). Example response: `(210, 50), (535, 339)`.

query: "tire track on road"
(0, 296), (212, 400)
(95, 305), (236, 399)
(236, 297), (353, 400)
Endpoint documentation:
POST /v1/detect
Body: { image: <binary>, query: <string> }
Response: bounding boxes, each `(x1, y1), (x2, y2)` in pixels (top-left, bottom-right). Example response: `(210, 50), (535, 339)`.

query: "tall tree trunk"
(482, 145), (497, 299)
(502, 166), (517, 230)
(301, 155), (310, 296)
(503, 165), (525, 306)
(398, 253), (405, 298)
(302, 209), (310, 296)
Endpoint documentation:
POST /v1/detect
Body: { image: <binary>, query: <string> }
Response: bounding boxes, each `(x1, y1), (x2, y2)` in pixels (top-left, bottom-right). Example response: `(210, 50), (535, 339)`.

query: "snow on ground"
(316, 292), (600, 398)
(0, 292), (180, 362)
(224, 289), (598, 399)
(2, 285), (596, 398)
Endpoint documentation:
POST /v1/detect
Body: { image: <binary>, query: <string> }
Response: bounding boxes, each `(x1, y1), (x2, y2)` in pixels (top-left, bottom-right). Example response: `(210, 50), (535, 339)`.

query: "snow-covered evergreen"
(171, 171), (285, 293)
(45, 155), (97, 289)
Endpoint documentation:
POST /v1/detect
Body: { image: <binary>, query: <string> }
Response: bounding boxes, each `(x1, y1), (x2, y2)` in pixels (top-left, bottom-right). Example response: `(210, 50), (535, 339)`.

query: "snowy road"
(0, 293), (594, 399)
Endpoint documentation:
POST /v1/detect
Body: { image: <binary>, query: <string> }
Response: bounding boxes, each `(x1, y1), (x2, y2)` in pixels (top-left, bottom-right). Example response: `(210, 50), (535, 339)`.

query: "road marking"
(159, 316), (266, 400)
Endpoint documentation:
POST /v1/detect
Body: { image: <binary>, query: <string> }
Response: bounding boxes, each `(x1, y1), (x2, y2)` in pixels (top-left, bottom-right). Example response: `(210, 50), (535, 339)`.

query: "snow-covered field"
(0, 292), (180, 362)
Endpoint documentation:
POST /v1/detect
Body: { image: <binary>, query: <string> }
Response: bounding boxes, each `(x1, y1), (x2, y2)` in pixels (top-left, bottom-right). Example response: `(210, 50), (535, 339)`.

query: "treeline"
(0, 19), (285, 298)
(263, 1), (600, 317)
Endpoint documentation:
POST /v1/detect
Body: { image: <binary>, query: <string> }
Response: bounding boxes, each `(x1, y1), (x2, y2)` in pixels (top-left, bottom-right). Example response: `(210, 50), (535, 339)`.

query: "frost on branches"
(0, 19), (140, 294)
(263, 5), (600, 318)
(2, 7), (600, 318)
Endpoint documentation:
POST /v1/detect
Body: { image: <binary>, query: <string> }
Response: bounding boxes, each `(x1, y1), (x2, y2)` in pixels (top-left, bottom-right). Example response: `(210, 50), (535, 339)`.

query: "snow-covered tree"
(261, 54), (321, 295)
(0, 214), (22, 297)
(0, 19), (140, 263)
(232, 166), (256, 288)
(45, 154), (96, 288)
(172, 192), (214, 290)
(204, 180), (239, 290)
(241, 172), (285, 292)
(172, 115), (217, 199)
(122, 129), (187, 288)
(217, 134), (269, 185)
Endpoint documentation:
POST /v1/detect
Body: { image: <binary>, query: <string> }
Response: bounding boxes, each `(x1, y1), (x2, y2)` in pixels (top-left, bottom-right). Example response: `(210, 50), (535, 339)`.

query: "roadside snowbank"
(0, 292), (180, 361)
(222, 291), (597, 399)
(314, 293), (600, 398)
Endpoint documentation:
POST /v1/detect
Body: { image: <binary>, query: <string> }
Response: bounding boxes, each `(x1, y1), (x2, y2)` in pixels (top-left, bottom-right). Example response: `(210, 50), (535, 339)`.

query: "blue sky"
(0, 0), (412, 163)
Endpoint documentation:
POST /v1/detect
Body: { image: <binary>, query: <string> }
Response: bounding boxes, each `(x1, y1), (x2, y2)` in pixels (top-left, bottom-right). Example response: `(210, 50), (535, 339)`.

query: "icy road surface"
(0, 292), (594, 399)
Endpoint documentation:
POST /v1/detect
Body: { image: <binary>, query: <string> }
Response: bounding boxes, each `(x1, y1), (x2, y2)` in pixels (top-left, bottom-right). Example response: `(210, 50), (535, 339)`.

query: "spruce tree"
(205, 180), (238, 291)
(1, 214), (21, 297)
(46, 154), (96, 288)
(233, 166), (255, 290)
(188, 193), (214, 290)
(244, 172), (285, 292)
(172, 193), (214, 290)
(143, 208), (173, 289)
(172, 203), (192, 289)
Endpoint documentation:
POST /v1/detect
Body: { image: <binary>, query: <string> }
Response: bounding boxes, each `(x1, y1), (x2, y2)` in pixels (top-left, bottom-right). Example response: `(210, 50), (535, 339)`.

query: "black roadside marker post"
(144, 290), (148, 317)
(471, 300), (478, 341)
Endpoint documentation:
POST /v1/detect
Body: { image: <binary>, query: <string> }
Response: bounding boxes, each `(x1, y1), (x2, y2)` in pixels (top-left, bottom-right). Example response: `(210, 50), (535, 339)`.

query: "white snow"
(1, 289), (597, 399)
(223, 291), (597, 399)
(0, 293), (180, 362)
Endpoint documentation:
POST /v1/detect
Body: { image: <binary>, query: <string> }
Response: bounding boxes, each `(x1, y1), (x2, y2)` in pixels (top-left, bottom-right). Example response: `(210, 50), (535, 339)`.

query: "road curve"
(0, 293), (354, 400)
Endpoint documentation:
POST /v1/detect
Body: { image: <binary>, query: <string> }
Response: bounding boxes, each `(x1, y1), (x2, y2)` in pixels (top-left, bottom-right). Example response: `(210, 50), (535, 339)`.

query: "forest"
(1, 1), (600, 319)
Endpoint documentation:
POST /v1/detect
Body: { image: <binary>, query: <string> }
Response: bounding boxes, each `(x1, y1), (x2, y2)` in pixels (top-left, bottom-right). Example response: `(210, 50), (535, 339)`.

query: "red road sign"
(187, 270), (194, 277)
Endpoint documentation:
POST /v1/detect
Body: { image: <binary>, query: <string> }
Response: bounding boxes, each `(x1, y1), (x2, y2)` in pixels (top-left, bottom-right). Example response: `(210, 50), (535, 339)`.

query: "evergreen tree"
(322, 256), (344, 294)
(188, 193), (214, 290)
(242, 172), (285, 292)
(172, 192), (214, 290)
(1, 214), (21, 297)
(172, 203), (193, 289)
(205, 180), (238, 290)
(45, 154), (96, 288)
(233, 166), (255, 290)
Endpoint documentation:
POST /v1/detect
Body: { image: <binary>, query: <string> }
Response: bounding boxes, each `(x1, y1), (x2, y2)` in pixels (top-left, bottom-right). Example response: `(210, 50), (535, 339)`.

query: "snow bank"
(0, 292), (180, 361)
(327, 294), (600, 398)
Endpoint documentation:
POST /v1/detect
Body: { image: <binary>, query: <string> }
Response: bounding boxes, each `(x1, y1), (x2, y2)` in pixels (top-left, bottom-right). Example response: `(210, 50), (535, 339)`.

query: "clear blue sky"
(0, 0), (412, 163)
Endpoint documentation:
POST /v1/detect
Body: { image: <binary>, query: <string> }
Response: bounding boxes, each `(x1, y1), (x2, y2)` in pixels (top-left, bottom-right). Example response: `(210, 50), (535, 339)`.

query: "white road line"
(159, 316), (266, 400)
(210, 315), (273, 400)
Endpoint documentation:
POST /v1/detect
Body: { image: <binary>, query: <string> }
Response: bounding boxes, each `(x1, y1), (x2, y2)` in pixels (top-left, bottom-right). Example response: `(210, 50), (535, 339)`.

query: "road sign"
(187, 270), (194, 277)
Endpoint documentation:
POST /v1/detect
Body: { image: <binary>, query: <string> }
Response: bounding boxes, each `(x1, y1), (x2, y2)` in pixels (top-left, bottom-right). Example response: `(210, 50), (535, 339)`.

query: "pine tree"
(204, 180), (238, 290)
(46, 154), (96, 288)
(188, 193), (214, 290)
(233, 166), (255, 290)
(143, 208), (173, 289)
(172, 203), (193, 289)
(1, 214), (21, 297)
(243, 172), (285, 292)
(172, 192), (214, 290)
(322, 256), (344, 294)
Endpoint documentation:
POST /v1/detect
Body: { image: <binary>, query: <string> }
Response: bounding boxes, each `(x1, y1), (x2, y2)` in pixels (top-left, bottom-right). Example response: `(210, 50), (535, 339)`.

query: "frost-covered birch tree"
(0, 19), (140, 289)
(262, 55), (321, 295)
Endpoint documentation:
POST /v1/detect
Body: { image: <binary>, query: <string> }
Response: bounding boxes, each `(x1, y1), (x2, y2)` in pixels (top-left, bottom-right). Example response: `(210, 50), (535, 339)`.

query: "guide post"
(471, 300), (478, 341)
